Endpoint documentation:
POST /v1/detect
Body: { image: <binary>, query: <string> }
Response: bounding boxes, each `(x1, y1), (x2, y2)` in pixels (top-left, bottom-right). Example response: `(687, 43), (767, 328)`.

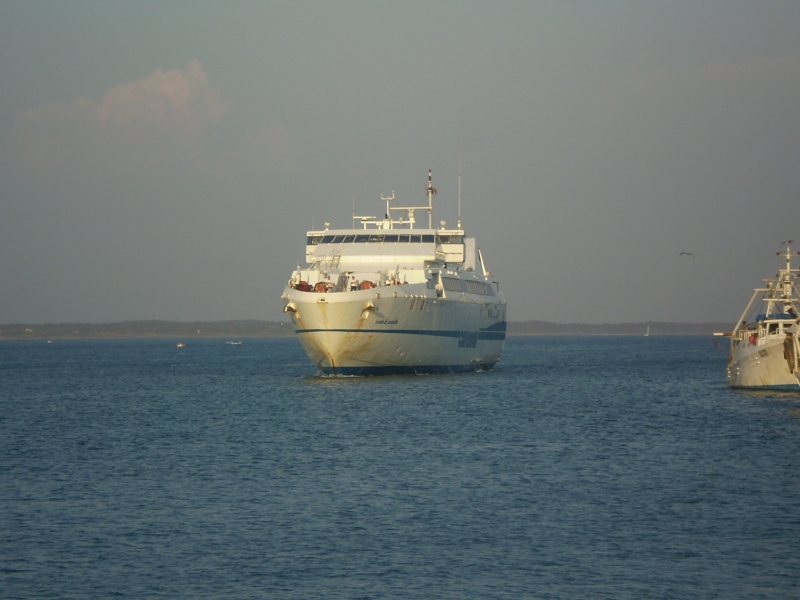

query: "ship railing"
(731, 320), (799, 344)
(312, 256), (329, 271)
(309, 252), (342, 273)
(730, 323), (761, 342)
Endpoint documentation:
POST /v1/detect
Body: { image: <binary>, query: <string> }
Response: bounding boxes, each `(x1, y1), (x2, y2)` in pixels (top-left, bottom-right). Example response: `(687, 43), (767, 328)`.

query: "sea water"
(1, 336), (799, 599)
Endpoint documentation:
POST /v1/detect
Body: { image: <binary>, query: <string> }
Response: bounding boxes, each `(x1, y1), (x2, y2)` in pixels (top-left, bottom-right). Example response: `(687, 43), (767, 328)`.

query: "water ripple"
(1, 336), (799, 598)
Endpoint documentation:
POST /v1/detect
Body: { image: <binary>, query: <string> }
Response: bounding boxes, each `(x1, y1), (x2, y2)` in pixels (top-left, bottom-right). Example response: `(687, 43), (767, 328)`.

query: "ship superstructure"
(281, 170), (506, 375)
(716, 243), (800, 390)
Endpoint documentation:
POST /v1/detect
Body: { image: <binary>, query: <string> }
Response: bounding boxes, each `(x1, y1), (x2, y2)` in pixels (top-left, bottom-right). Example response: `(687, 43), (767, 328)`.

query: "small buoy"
(749, 335), (757, 344)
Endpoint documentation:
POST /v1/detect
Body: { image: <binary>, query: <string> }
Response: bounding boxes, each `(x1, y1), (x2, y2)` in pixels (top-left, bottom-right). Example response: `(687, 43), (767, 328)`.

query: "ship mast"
(426, 169), (436, 229)
(732, 242), (800, 335)
(457, 149), (462, 230)
(777, 242), (800, 310)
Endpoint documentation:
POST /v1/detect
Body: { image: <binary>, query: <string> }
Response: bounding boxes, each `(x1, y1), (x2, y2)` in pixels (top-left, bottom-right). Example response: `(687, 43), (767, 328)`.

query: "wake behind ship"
(281, 171), (506, 375)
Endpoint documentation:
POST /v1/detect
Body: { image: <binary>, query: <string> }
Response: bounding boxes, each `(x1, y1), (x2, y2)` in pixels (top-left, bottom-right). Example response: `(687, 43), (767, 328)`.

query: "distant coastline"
(509, 320), (732, 336)
(0, 319), (732, 339)
(0, 320), (294, 340)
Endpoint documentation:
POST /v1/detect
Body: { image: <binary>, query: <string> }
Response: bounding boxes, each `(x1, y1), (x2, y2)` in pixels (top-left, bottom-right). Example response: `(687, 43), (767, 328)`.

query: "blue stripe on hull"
(319, 363), (497, 376)
(729, 383), (800, 391)
(296, 327), (506, 341)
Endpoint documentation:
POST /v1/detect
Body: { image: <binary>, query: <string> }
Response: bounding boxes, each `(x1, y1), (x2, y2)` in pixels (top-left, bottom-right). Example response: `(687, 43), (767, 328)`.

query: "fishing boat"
(715, 243), (800, 390)
(281, 170), (507, 375)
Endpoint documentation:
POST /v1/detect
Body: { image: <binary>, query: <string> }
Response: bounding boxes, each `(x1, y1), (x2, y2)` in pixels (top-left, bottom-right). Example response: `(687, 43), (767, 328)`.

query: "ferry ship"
(716, 243), (800, 390)
(281, 170), (506, 375)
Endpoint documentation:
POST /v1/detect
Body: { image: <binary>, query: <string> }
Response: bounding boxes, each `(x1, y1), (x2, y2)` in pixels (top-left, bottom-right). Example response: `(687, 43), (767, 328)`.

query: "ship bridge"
(305, 229), (473, 271)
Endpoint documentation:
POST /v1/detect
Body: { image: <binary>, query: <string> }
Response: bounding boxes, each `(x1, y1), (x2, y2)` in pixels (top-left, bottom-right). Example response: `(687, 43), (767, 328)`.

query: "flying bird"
(679, 252), (695, 258)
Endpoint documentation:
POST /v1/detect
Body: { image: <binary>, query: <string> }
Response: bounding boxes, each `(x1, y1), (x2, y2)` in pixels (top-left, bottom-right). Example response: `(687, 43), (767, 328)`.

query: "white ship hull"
(283, 283), (505, 375)
(727, 335), (800, 391)
(717, 244), (800, 391)
(282, 170), (506, 375)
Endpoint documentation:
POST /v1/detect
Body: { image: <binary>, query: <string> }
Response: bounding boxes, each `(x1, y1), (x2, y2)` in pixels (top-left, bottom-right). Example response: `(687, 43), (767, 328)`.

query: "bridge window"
(315, 232), (435, 244)
(442, 277), (463, 292)
(464, 280), (494, 296)
(437, 235), (463, 244)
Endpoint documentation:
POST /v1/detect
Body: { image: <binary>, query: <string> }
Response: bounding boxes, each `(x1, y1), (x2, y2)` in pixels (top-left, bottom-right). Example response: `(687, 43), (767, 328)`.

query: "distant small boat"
(226, 341), (242, 345)
(176, 342), (186, 348)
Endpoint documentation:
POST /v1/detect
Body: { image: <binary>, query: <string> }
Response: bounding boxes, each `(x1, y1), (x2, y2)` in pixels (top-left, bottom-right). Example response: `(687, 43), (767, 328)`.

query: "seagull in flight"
(679, 252), (695, 258)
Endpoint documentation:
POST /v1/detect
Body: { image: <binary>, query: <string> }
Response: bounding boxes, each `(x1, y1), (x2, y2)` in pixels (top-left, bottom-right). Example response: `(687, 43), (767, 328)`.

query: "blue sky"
(1, 1), (799, 323)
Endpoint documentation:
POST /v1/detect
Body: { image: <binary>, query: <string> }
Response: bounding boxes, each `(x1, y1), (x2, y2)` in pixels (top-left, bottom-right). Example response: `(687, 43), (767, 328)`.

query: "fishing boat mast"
(730, 243), (800, 336)
(426, 168), (436, 229)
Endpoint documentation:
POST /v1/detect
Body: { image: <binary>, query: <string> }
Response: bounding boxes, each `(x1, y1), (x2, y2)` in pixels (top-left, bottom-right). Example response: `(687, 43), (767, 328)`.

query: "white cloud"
(4, 61), (302, 177)
(96, 60), (231, 132)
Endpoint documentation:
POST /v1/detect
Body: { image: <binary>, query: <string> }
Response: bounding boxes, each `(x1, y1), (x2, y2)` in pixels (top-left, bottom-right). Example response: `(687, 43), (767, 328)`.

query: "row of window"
(409, 297), (427, 311)
(308, 234), (464, 245)
(442, 276), (494, 296)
